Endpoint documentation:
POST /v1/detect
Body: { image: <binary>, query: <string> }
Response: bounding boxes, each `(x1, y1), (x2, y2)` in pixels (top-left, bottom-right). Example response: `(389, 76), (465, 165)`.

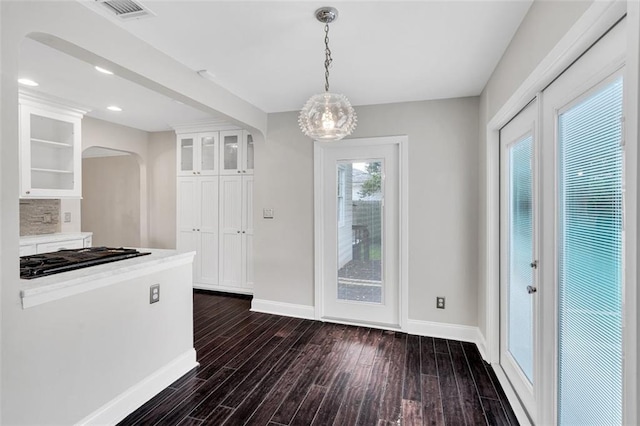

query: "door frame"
(482, 1), (636, 425)
(314, 136), (409, 330)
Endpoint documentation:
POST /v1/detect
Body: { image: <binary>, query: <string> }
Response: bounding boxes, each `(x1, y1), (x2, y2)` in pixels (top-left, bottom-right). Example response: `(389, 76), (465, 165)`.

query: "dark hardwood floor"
(118, 291), (518, 426)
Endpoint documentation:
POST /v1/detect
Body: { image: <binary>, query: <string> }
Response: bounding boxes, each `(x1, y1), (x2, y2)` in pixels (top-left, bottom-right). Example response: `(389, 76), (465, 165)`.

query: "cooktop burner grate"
(20, 247), (151, 279)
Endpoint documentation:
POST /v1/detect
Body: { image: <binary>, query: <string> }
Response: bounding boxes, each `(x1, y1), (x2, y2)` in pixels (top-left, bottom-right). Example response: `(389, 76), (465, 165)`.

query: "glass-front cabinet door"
(220, 130), (242, 175)
(177, 132), (219, 176)
(243, 131), (254, 175)
(19, 99), (84, 199)
(199, 132), (218, 175)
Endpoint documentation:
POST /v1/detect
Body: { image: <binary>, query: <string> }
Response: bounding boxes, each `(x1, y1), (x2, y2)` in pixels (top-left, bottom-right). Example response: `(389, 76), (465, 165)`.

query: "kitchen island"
(11, 249), (198, 425)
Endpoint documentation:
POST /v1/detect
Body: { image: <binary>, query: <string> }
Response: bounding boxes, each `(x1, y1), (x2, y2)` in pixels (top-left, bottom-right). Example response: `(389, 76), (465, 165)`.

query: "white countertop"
(20, 232), (93, 246)
(21, 249), (195, 309)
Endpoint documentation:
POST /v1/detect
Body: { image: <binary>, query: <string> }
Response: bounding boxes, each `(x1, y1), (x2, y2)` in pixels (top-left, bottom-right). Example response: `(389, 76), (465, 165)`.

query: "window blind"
(558, 76), (623, 425)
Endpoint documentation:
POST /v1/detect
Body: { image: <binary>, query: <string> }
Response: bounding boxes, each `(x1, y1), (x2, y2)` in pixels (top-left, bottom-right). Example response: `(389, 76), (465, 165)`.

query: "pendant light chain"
(324, 23), (332, 92)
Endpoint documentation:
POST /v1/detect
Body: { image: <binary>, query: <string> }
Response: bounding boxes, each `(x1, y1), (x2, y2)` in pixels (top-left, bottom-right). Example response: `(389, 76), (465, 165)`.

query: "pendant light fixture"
(298, 7), (357, 141)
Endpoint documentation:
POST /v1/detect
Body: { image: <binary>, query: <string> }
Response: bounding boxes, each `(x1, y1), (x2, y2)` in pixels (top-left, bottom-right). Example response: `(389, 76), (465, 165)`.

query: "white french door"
(499, 99), (539, 419)
(315, 137), (401, 326)
(498, 18), (628, 425)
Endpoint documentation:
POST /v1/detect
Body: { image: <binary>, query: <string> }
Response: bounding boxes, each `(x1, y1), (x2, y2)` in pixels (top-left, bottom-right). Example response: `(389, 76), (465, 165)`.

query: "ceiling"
(19, 1), (533, 131)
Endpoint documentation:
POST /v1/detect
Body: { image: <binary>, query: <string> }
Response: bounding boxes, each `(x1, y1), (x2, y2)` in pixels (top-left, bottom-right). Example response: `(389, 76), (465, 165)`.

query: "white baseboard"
(194, 283), (253, 296)
(75, 348), (198, 426)
(406, 319), (479, 343)
(475, 329), (488, 361)
(251, 298), (315, 320)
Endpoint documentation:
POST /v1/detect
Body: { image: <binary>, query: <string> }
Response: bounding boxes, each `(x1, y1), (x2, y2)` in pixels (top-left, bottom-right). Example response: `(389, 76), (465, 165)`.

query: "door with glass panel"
(500, 100), (539, 419)
(318, 140), (399, 326)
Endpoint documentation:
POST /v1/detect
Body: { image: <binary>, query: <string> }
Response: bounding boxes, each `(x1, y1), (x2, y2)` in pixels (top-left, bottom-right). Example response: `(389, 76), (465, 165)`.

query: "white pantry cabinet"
(19, 92), (88, 199)
(219, 175), (254, 290)
(175, 126), (254, 295)
(176, 176), (219, 285)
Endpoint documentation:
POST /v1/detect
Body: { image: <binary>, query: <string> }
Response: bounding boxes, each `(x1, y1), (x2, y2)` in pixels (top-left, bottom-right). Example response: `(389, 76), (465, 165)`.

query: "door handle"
(530, 260), (538, 269)
(527, 285), (537, 294)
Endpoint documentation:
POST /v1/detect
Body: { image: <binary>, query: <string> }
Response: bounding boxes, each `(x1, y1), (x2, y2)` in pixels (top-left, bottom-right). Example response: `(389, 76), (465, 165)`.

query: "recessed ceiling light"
(95, 66), (114, 75)
(18, 78), (39, 87)
(107, 106), (122, 112)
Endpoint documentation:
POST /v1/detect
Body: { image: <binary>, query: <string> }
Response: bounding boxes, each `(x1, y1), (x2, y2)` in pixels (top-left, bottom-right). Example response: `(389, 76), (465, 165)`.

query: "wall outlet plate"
(263, 208), (274, 219)
(150, 284), (160, 304)
(64, 212), (71, 223)
(436, 297), (445, 309)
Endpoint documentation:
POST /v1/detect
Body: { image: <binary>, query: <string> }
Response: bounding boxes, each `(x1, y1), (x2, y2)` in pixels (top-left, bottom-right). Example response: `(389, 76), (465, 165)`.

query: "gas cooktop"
(20, 247), (151, 279)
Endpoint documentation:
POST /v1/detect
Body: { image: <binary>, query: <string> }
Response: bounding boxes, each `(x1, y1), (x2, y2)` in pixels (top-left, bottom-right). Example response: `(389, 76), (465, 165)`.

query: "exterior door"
(317, 138), (400, 326)
(499, 100), (538, 419)
(540, 19), (626, 425)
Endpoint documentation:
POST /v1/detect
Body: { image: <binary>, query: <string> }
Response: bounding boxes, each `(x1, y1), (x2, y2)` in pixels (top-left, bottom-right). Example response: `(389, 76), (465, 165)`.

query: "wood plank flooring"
(118, 291), (519, 426)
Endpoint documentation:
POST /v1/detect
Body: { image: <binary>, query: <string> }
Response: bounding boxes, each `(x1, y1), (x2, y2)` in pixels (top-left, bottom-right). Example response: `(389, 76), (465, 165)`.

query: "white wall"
(255, 97), (480, 325)
(4, 263), (194, 425)
(82, 155), (141, 247)
(477, 0), (593, 339)
(148, 131), (177, 249)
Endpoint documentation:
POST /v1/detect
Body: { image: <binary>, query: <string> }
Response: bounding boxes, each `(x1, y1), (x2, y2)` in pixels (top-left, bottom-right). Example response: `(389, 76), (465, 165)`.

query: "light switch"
(263, 208), (274, 219)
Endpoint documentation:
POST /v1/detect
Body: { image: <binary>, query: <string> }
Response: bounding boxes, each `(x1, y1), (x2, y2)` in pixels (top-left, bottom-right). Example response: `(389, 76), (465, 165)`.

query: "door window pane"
(337, 161), (383, 303)
(508, 135), (534, 383)
(246, 134), (254, 170)
(201, 136), (216, 171)
(223, 135), (238, 170)
(558, 77), (623, 425)
(181, 138), (193, 171)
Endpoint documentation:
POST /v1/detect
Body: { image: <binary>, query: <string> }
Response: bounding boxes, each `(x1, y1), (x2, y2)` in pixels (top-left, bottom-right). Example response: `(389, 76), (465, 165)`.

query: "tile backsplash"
(20, 199), (61, 236)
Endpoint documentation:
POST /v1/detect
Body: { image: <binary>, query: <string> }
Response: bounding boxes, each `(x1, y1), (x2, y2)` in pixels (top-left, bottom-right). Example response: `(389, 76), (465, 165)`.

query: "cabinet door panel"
(177, 230), (199, 281)
(220, 130), (242, 175)
(220, 233), (242, 287)
(177, 177), (198, 231)
(199, 230), (219, 285)
(200, 133), (218, 175)
(242, 233), (254, 289)
(178, 135), (196, 176)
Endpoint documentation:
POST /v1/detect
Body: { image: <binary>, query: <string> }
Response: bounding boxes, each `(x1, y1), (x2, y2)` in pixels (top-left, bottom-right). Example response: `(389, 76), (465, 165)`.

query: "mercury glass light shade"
(298, 92), (357, 141)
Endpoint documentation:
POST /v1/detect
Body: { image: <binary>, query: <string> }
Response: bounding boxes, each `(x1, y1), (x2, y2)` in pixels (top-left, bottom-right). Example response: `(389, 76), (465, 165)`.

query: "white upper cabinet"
(177, 132), (219, 176)
(220, 130), (254, 175)
(19, 92), (87, 199)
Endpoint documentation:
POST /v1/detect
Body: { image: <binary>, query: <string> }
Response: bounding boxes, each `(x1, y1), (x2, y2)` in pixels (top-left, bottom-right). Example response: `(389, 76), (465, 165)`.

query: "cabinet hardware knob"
(193, 172), (196, 175)
(26, 191), (30, 194)
(237, 230), (240, 233)
(197, 229), (200, 231)
(237, 170), (241, 173)
(242, 231), (246, 233)
(192, 228), (195, 231)
(198, 172), (201, 175)
(527, 285), (537, 294)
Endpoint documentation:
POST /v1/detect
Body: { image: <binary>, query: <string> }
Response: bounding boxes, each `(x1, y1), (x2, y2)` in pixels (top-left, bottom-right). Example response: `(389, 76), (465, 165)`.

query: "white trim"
(193, 283), (253, 296)
(251, 298), (315, 320)
(492, 363), (534, 426)
(314, 135), (409, 330)
(74, 349), (198, 426)
(406, 319), (479, 344)
(475, 328), (488, 361)
(171, 119), (238, 134)
(623, 4), (639, 426)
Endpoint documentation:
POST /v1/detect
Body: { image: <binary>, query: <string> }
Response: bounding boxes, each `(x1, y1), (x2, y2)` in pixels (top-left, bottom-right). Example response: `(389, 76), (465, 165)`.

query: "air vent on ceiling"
(95, 0), (155, 20)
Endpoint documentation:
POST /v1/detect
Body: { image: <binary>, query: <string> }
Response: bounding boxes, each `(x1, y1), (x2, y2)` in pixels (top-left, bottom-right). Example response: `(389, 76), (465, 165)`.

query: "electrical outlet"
(150, 284), (160, 304)
(263, 208), (274, 219)
(436, 297), (446, 309)
(64, 212), (72, 223)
